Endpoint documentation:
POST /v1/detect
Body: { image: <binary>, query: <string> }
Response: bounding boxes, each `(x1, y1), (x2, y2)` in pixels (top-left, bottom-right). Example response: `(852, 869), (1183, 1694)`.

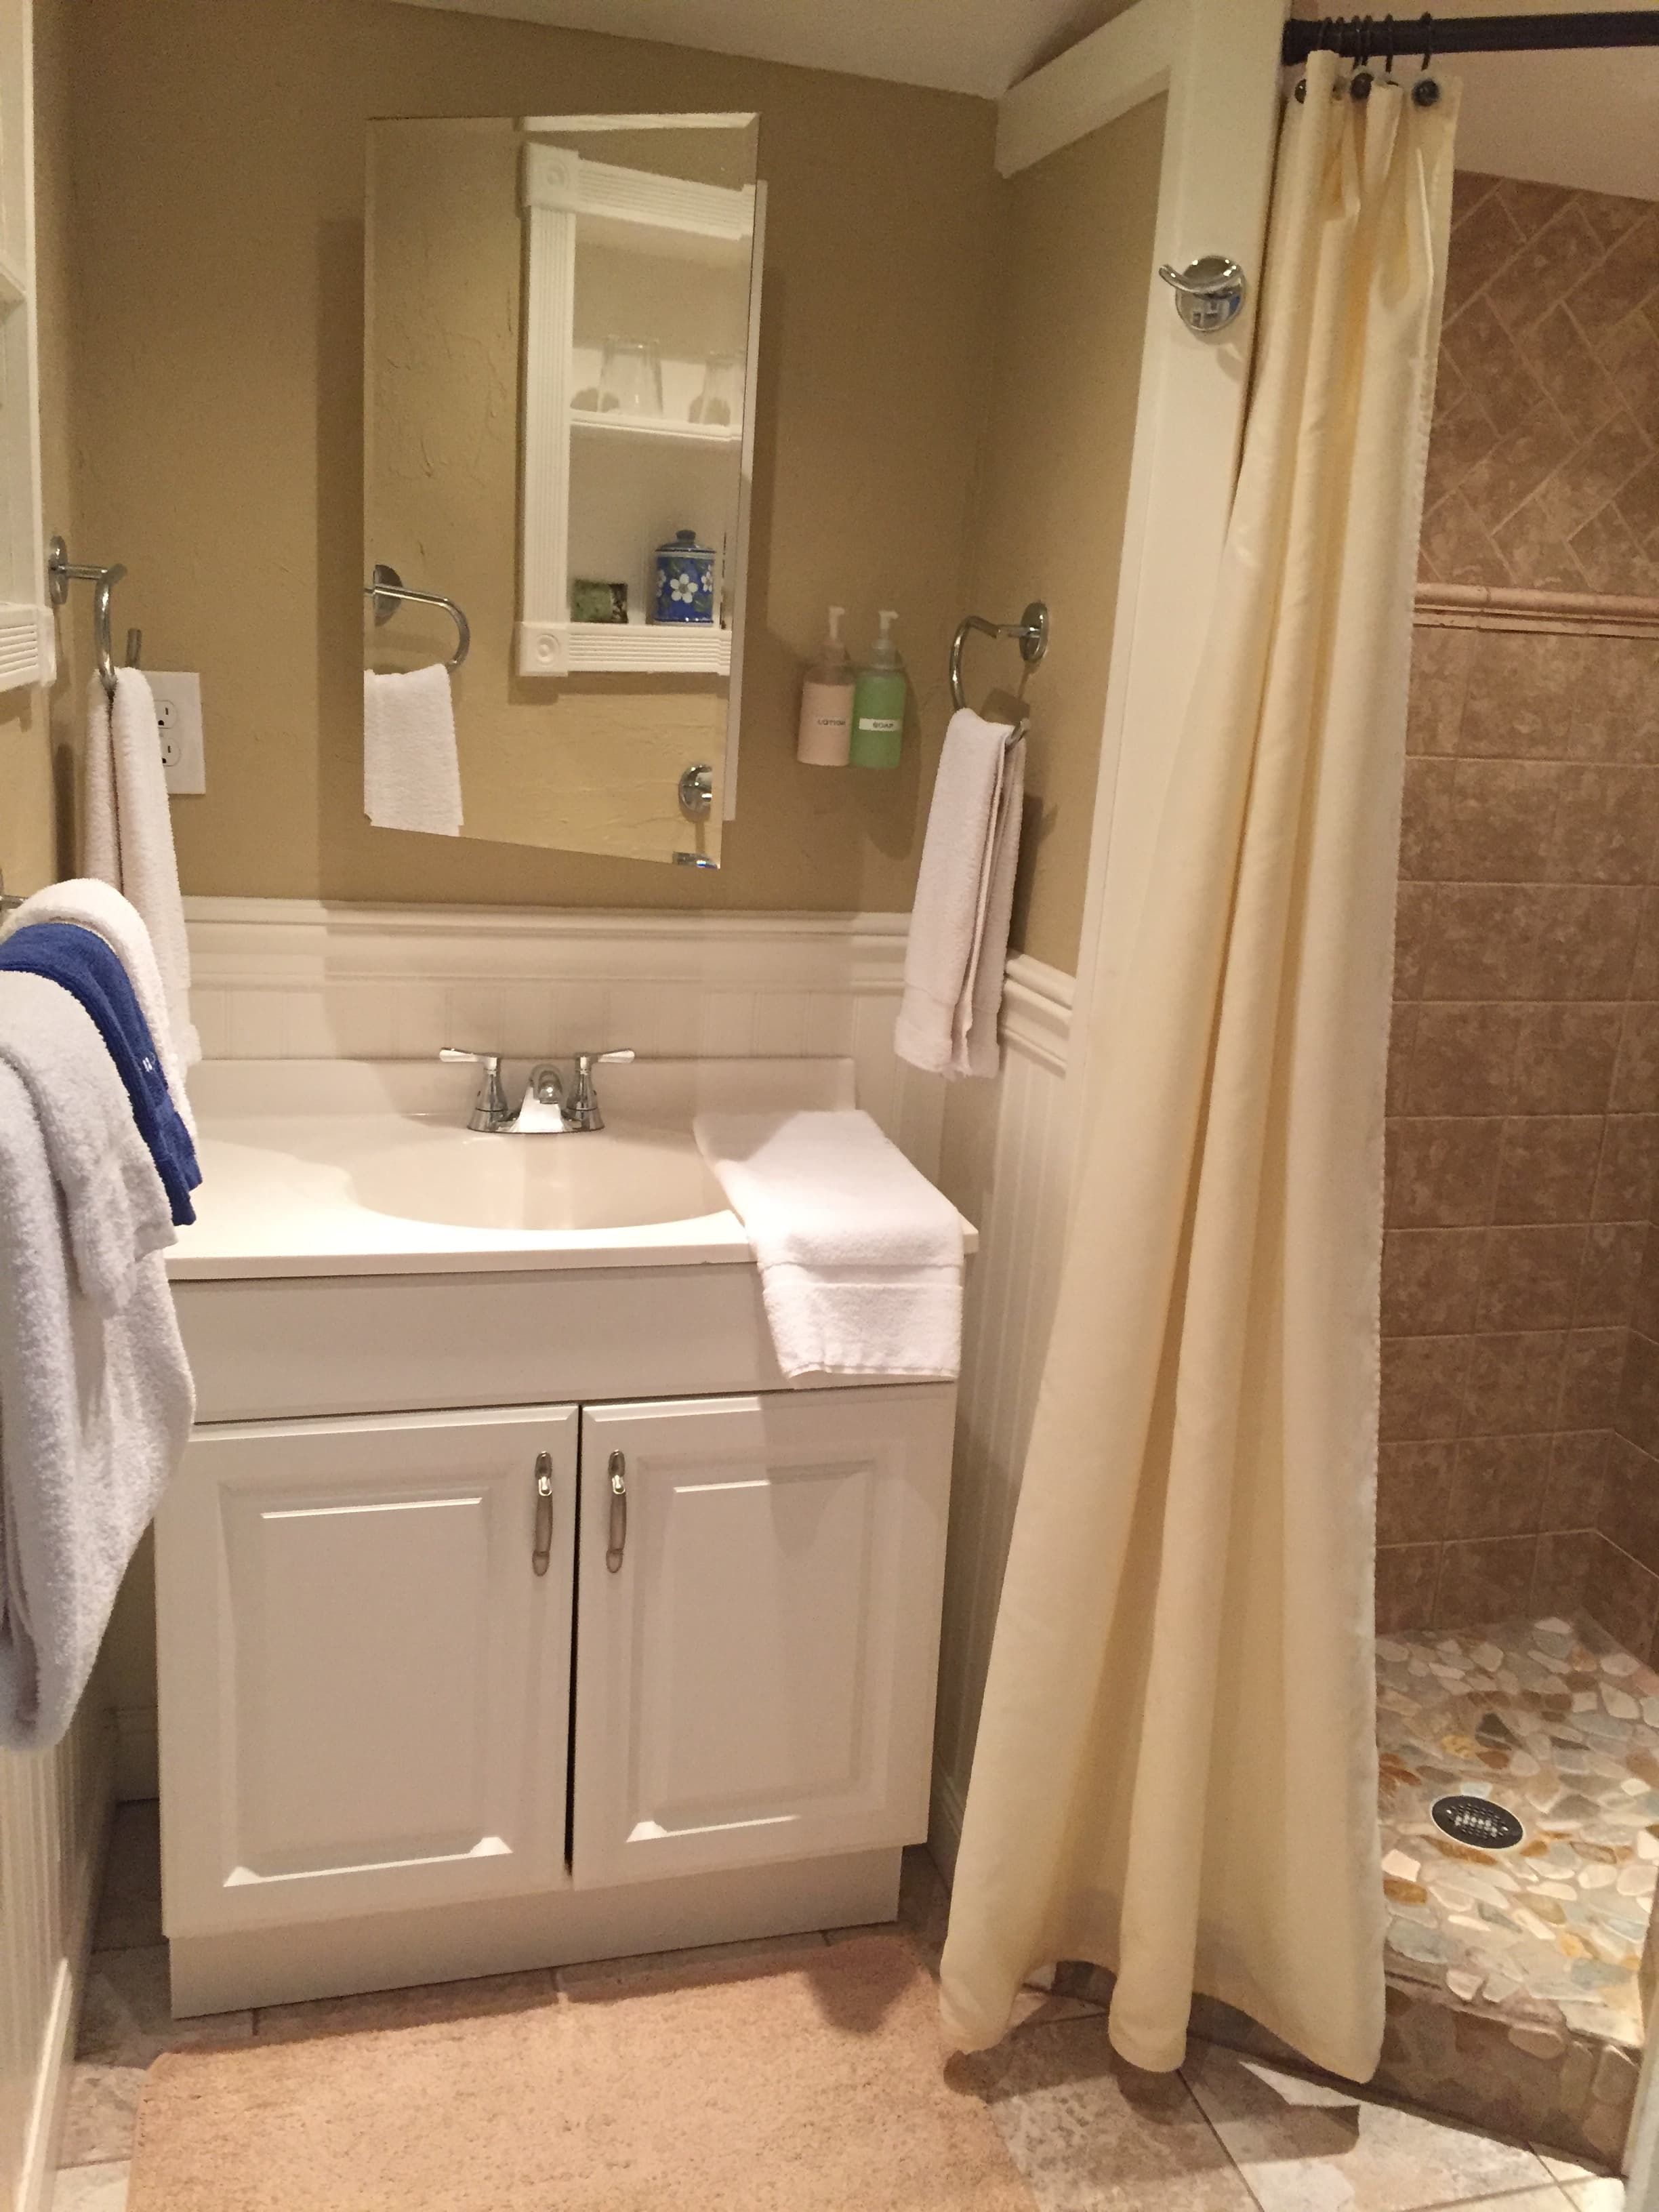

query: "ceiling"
(394, 0), (1659, 195)
(388, 0), (1130, 99)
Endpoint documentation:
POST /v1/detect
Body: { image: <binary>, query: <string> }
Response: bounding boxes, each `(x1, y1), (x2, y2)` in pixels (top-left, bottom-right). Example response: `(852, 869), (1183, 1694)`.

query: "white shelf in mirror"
(516, 619), (732, 677)
(569, 408), (741, 449)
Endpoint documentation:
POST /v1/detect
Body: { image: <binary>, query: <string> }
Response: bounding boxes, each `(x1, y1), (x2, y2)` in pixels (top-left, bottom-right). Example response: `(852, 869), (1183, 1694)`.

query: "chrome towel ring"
(365, 562), (471, 670)
(949, 601), (1048, 712)
(47, 535), (138, 700)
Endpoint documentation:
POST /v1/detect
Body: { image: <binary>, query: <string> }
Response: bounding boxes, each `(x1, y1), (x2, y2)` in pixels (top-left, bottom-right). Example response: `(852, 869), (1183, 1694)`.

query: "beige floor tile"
(77, 1946), (250, 2064)
(50, 2160), (129, 2210)
(91, 1804), (161, 1952)
(58, 2064), (142, 2169)
(1181, 2039), (1553, 2211)
(962, 2013), (1255, 2210)
(1006, 1985), (1107, 2032)
(255, 1967), (557, 2042)
(557, 1929), (827, 1992)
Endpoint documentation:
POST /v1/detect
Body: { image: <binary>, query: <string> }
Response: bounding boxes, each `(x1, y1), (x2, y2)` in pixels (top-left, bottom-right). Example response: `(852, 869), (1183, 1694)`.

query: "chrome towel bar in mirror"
(365, 562), (471, 670)
(949, 601), (1048, 714)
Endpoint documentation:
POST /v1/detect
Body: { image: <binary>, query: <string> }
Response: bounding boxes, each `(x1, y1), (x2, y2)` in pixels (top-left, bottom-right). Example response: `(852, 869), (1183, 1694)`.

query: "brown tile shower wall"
(1378, 169), (1659, 1639)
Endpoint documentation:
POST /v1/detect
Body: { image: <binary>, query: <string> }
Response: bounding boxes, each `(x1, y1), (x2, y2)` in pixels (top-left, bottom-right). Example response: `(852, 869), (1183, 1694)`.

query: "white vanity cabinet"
(157, 1406), (580, 1935)
(572, 1389), (954, 1889)
(157, 1305), (955, 2013)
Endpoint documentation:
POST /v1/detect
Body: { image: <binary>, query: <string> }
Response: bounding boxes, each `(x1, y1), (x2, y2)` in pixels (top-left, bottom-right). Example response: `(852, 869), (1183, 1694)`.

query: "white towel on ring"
(364, 665), (464, 836)
(83, 668), (201, 1069)
(693, 1109), (963, 1382)
(895, 708), (1025, 1080)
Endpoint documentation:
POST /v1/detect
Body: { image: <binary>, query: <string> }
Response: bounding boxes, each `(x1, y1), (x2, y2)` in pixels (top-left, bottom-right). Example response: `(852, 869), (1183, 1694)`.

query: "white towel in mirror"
(364, 665), (464, 836)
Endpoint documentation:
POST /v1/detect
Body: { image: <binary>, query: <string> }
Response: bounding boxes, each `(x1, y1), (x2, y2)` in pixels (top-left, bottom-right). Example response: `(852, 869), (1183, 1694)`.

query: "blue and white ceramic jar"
(653, 529), (716, 625)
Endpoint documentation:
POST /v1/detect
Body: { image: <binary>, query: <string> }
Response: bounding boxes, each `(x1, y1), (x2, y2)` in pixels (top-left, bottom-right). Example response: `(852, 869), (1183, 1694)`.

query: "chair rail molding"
(183, 900), (1067, 1183)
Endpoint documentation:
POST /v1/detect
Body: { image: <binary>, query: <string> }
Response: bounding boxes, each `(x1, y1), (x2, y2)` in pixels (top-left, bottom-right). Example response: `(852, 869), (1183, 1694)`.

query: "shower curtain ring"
(1382, 15), (1396, 73)
(1412, 13), (1439, 104)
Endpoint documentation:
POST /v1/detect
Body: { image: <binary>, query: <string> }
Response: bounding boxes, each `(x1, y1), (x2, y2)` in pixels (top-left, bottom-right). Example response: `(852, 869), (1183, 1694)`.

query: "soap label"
(857, 717), (901, 733)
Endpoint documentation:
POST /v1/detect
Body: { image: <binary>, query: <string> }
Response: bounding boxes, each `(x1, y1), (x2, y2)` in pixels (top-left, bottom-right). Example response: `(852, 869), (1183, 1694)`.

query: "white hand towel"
(364, 665), (464, 836)
(895, 708), (1026, 1080)
(0, 1060), (193, 1750)
(1, 877), (197, 1139)
(693, 1109), (963, 1381)
(83, 668), (202, 1069)
(0, 971), (177, 1315)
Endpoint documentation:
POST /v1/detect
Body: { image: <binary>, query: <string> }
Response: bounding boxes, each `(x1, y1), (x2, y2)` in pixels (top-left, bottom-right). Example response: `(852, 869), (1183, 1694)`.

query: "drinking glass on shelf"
(690, 351), (745, 428)
(598, 337), (663, 417)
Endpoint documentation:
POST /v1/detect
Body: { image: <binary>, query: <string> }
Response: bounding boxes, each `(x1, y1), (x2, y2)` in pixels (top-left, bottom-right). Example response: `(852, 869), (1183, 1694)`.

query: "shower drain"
(1430, 1794), (1523, 1851)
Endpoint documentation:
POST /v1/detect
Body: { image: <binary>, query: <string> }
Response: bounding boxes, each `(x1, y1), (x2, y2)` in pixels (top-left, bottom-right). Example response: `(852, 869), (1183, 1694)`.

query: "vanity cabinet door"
(157, 1404), (577, 1938)
(571, 1385), (955, 1887)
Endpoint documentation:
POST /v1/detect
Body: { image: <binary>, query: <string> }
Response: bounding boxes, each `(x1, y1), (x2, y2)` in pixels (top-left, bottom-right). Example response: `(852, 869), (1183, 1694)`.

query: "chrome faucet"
(438, 1048), (634, 1134)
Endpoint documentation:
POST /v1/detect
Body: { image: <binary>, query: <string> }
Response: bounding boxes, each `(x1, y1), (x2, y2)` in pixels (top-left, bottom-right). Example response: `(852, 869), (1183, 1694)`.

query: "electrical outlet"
(148, 673), (205, 795)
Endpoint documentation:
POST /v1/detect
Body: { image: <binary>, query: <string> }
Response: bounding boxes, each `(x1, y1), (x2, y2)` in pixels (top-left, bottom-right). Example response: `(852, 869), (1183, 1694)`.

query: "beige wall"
(0, 14), (112, 2204)
(0, 0), (79, 899)
(963, 98), (1164, 975)
(63, 0), (999, 909)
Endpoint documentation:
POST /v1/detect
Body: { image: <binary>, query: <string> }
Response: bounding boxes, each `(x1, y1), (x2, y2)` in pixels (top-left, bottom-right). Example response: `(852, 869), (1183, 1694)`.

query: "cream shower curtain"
(939, 52), (1458, 2083)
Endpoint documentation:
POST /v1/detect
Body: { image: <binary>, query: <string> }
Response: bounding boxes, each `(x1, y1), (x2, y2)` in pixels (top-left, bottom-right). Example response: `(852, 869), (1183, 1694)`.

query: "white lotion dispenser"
(797, 605), (855, 766)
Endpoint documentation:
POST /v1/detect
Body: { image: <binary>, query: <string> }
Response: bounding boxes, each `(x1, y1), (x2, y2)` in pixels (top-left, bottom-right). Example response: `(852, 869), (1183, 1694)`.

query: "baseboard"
(928, 1763), (965, 1887)
(14, 1720), (115, 2212)
(112, 1706), (159, 1803)
(169, 1846), (903, 2016)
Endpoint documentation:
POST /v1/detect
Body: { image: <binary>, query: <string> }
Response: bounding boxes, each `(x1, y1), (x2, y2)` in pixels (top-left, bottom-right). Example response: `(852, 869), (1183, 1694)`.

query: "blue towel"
(0, 922), (201, 1227)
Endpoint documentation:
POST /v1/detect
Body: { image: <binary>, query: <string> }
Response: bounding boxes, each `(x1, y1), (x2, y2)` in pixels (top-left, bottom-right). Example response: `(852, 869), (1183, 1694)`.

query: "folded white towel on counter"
(693, 1109), (964, 1381)
(0, 1059), (193, 1749)
(895, 708), (1025, 1080)
(2, 877), (197, 1138)
(83, 668), (202, 1070)
(0, 971), (177, 1315)
(364, 665), (464, 836)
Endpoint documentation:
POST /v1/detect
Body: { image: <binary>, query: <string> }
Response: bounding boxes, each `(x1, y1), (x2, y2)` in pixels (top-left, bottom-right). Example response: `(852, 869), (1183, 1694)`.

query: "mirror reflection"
(363, 114), (761, 867)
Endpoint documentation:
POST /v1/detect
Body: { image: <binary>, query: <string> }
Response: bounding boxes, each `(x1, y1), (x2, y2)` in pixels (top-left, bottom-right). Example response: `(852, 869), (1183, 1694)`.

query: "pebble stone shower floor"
(1378, 1615), (1659, 2049)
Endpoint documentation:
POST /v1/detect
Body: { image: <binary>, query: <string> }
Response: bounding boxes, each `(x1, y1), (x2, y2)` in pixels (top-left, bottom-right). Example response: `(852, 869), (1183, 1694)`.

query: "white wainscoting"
(178, 900), (1076, 1889)
(931, 955), (1075, 1879)
(184, 900), (945, 1177)
(0, 1713), (112, 2212)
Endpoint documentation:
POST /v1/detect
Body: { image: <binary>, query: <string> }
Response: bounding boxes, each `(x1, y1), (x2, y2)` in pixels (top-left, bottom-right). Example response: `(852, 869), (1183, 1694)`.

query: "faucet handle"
(438, 1046), (510, 1132)
(567, 1048), (634, 1132)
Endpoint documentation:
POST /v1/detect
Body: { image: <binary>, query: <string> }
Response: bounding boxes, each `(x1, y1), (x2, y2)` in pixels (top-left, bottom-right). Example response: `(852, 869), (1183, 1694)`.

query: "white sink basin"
(350, 1124), (724, 1234)
(167, 1056), (874, 1281)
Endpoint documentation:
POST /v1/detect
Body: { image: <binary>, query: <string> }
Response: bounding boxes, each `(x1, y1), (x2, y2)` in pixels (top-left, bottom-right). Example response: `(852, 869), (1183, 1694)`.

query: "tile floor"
(1378, 1616), (1659, 2047)
(53, 1801), (1630, 2211)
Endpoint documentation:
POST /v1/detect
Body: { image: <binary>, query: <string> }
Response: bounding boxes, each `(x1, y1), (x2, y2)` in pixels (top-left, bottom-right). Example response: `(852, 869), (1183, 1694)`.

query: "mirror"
(364, 113), (762, 869)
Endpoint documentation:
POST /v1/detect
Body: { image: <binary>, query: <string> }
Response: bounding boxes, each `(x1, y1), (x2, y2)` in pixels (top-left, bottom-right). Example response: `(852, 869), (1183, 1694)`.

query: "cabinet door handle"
(531, 1452), (554, 1577)
(606, 1451), (627, 1574)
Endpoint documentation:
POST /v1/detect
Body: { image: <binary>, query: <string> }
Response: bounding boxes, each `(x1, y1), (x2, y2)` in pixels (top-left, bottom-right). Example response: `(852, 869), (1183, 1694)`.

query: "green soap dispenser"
(850, 610), (907, 769)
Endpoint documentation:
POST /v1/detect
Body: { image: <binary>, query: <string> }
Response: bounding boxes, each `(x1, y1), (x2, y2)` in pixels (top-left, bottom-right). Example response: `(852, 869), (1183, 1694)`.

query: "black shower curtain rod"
(1282, 11), (1659, 66)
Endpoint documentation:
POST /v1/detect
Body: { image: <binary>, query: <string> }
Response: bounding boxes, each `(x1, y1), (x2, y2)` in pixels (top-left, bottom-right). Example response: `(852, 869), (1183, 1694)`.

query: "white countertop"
(169, 1058), (973, 1282)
